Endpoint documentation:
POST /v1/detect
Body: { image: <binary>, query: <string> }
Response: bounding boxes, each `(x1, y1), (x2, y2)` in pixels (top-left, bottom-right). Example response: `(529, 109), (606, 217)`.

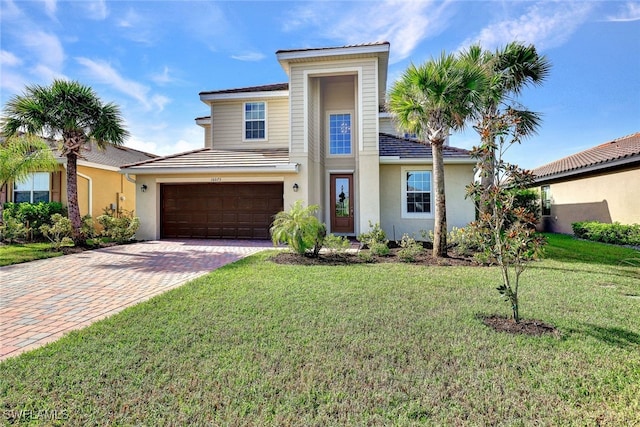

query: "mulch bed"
(480, 314), (560, 337)
(269, 248), (480, 267)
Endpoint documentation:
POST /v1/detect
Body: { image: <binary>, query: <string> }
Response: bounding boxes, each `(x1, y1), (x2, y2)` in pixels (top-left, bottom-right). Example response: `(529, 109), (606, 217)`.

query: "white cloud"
(43, 0), (57, 18)
(231, 52), (266, 62)
(30, 64), (67, 83)
(151, 66), (174, 85)
(21, 30), (65, 72)
(607, 2), (640, 22)
(283, 0), (455, 64)
(76, 57), (170, 111)
(78, 0), (108, 20)
(459, 2), (594, 51)
(0, 50), (22, 67)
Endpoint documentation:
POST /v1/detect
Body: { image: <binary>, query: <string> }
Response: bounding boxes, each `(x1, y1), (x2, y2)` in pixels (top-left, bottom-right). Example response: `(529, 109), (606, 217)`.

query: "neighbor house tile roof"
(199, 83), (289, 96)
(379, 133), (473, 160)
(532, 132), (640, 181)
(48, 140), (157, 168)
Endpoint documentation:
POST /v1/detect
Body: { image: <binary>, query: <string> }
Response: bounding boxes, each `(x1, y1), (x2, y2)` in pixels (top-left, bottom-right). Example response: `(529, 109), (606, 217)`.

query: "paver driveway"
(0, 240), (273, 361)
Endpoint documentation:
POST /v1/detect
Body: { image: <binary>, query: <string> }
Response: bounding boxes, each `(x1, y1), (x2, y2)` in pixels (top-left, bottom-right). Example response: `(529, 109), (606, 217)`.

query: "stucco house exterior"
(2, 141), (156, 219)
(532, 132), (640, 234)
(121, 42), (477, 241)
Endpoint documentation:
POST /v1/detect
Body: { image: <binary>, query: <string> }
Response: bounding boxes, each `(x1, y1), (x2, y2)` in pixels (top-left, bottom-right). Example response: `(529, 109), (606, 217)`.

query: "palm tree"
(388, 53), (486, 257)
(460, 42), (550, 216)
(1, 80), (129, 243)
(0, 134), (58, 220)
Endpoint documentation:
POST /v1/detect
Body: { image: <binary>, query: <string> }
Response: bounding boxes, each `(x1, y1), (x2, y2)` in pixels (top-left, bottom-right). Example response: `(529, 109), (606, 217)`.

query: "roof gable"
(532, 132), (640, 181)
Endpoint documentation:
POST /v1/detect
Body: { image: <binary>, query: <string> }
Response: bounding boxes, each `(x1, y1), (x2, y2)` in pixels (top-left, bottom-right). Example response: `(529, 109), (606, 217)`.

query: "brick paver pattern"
(0, 240), (272, 361)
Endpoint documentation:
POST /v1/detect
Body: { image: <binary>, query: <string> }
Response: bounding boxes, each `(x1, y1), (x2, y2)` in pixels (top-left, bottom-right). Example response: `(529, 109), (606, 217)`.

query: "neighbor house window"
(14, 172), (50, 203)
(541, 185), (551, 216)
(403, 169), (432, 217)
(244, 102), (266, 140)
(329, 113), (352, 155)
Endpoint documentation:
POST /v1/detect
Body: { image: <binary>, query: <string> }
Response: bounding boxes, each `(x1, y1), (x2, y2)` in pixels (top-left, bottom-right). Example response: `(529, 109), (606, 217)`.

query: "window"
(403, 170), (432, 217)
(244, 102), (266, 140)
(329, 113), (352, 155)
(541, 185), (551, 216)
(14, 172), (50, 203)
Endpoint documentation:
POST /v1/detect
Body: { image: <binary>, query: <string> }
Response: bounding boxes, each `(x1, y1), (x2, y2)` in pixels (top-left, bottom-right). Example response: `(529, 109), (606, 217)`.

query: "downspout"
(125, 173), (136, 184)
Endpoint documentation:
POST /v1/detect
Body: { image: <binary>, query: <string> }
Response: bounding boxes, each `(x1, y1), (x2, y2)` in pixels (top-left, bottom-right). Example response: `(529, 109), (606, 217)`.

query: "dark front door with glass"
(330, 174), (354, 234)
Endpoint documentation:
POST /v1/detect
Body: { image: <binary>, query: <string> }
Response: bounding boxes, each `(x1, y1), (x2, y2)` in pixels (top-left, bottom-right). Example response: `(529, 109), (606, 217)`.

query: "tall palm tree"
(388, 53), (486, 257)
(0, 135), (58, 220)
(1, 80), (129, 243)
(461, 43), (551, 216)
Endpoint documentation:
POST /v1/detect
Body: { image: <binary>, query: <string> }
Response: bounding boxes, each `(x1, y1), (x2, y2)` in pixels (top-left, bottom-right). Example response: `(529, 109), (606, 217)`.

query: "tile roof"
(379, 133), (473, 160)
(120, 148), (295, 173)
(47, 140), (157, 168)
(199, 83), (288, 96)
(532, 132), (640, 181)
(275, 41), (390, 55)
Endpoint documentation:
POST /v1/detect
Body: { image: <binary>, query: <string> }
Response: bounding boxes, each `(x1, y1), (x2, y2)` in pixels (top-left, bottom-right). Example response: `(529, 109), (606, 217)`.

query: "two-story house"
(121, 42), (477, 241)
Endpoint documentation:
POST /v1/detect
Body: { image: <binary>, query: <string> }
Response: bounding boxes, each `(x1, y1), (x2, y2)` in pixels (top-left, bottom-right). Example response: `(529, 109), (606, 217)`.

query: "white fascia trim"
(77, 160), (120, 172)
(379, 157), (476, 165)
(200, 90), (289, 102)
(277, 44), (390, 62)
(156, 176), (285, 183)
(195, 117), (210, 126)
(120, 164), (300, 175)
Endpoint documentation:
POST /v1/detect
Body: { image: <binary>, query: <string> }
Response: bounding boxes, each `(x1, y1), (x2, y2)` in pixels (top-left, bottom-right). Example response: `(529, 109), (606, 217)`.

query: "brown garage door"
(161, 183), (283, 239)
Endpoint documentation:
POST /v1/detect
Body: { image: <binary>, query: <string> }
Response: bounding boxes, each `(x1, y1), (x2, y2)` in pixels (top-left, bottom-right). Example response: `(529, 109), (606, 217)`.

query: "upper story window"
(14, 172), (50, 203)
(329, 113), (352, 155)
(541, 185), (551, 216)
(244, 102), (266, 140)
(402, 169), (432, 218)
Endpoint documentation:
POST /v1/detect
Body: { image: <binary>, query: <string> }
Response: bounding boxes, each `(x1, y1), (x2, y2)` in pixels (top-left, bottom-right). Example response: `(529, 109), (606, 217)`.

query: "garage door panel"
(161, 183), (283, 239)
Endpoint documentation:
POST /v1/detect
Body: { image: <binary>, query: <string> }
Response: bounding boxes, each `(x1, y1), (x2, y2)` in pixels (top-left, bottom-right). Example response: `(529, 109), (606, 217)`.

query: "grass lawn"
(0, 242), (62, 266)
(1, 235), (638, 425)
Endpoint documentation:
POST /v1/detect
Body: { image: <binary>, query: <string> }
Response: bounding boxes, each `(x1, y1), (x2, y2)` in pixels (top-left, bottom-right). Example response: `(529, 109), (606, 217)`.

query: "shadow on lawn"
(578, 324), (640, 349)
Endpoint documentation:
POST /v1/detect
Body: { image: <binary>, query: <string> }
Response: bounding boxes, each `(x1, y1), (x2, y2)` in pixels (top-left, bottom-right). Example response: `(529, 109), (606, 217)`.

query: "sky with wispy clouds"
(1, 0), (639, 168)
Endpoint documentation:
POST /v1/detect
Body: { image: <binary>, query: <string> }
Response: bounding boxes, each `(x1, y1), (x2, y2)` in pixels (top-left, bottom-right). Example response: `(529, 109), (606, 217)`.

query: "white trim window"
(328, 112), (352, 155)
(244, 101), (266, 140)
(14, 172), (50, 203)
(402, 169), (432, 218)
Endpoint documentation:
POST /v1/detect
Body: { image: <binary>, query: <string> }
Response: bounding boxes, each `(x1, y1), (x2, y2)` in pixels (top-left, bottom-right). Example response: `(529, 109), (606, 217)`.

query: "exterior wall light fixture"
(141, 184), (148, 193)
(293, 183), (299, 192)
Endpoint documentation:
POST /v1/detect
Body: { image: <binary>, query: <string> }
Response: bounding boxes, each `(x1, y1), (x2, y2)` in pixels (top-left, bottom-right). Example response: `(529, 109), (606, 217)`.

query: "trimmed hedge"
(572, 221), (640, 246)
(2, 202), (67, 240)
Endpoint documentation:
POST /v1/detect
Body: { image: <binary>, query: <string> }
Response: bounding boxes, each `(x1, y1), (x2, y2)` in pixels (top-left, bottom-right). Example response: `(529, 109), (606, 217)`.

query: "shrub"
(81, 215), (97, 239)
(369, 242), (390, 257)
(323, 234), (351, 256)
(357, 250), (375, 263)
(447, 226), (484, 256)
(0, 213), (28, 243)
(357, 221), (388, 248)
(39, 213), (74, 250)
(270, 201), (326, 257)
(572, 221), (640, 246)
(97, 209), (140, 243)
(2, 202), (66, 240)
(397, 234), (423, 262)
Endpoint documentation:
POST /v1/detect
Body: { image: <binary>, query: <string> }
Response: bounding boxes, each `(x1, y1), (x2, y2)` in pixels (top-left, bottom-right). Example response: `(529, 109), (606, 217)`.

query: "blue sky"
(1, 0), (639, 169)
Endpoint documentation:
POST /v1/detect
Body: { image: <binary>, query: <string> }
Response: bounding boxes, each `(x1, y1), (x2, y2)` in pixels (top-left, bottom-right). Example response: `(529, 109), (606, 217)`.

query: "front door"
(330, 174), (354, 234)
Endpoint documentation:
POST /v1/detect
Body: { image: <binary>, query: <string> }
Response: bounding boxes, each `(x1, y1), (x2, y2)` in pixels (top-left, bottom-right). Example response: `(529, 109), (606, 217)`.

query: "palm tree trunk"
(65, 153), (83, 244)
(432, 141), (448, 258)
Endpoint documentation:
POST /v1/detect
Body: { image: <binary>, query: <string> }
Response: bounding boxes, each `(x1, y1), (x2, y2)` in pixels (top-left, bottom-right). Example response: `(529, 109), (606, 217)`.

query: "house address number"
(210, 177), (222, 182)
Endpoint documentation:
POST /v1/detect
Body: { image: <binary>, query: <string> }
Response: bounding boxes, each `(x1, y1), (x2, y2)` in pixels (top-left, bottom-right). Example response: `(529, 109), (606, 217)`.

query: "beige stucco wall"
(379, 163), (476, 241)
(538, 167), (640, 234)
(209, 97), (289, 150)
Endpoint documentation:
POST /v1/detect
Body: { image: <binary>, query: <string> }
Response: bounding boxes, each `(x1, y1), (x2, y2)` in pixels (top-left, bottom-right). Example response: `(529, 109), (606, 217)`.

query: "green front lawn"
(1, 235), (638, 425)
(0, 242), (62, 266)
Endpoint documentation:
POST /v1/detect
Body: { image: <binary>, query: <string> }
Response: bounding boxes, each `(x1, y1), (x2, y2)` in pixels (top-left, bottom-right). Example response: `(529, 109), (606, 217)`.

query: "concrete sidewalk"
(0, 240), (272, 361)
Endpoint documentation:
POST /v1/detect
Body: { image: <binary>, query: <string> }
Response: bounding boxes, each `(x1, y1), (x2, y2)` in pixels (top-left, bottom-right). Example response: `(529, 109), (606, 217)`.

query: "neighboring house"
(531, 132), (640, 234)
(121, 42), (477, 241)
(3, 140), (156, 219)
